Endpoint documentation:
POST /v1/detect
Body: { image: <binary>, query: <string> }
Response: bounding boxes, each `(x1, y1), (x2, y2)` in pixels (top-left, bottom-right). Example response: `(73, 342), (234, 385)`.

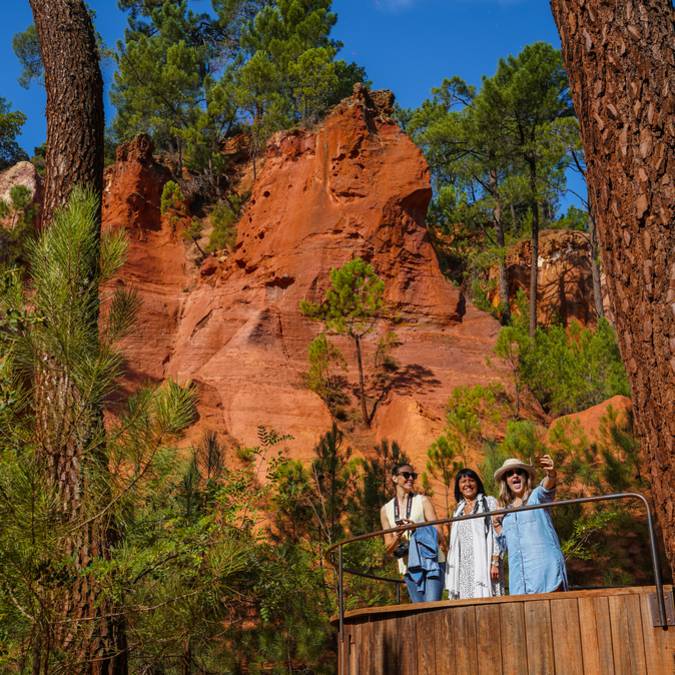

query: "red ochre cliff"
(102, 90), (505, 478)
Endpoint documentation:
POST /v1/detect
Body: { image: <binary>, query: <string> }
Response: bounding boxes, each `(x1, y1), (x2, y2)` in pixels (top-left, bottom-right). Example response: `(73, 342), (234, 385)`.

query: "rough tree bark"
(550, 0), (674, 576)
(30, 0), (104, 226)
(29, 1), (126, 672)
(588, 217), (605, 320)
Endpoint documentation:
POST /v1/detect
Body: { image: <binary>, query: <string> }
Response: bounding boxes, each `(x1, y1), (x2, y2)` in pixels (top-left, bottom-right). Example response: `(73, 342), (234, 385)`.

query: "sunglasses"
(397, 471), (417, 481)
(504, 469), (527, 479)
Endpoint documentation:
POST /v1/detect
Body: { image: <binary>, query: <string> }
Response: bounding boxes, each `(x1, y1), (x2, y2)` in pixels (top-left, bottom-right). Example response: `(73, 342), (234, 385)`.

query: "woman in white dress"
(445, 468), (503, 599)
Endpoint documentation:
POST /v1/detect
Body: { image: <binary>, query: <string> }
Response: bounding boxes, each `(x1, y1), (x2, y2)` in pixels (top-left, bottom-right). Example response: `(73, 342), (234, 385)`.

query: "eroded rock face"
(547, 395), (632, 446)
(0, 161), (42, 227)
(103, 134), (170, 234)
(489, 229), (610, 326)
(105, 92), (504, 477)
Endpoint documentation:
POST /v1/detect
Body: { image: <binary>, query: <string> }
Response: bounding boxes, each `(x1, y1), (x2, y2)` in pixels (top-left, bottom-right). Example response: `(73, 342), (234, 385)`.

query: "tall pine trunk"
(489, 169), (510, 324)
(550, 0), (675, 577)
(29, 1), (127, 671)
(354, 334), (369, 426)
(527, 157), (540, 337)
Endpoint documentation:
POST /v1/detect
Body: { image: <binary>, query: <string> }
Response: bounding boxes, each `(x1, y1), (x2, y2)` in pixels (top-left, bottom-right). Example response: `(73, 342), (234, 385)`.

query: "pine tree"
(409, 44), (578, 330)
(300, 258), (385, 426)
(481, 43), (576, 334)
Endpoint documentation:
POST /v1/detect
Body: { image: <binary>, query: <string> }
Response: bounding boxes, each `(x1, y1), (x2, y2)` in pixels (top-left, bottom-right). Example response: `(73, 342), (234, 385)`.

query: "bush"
(160, 180), (183, 215)
(207, 195), (246, 252)
(495, 305), (630, 416)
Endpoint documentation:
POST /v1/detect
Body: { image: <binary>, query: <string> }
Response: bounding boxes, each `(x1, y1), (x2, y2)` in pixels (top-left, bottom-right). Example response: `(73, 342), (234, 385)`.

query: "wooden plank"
(434, 608), (455, 675)
(398, 613), (419, 675)
(523, 599), (554, 675)
(347, 628), (357, 675)
(550, 597), (584, 674)
(608, 594), (647, 674)
(416, 610), (438, 675)
(475, 604), (503, 675)
(363, 618), (384, 675)
(639, 591), (675, 675)
(577, 596), (615, 675)
(500, 602), (527, 675)
(359, 619), (372, 675)
(447, 606), (478, 674)
(337, 585), (674, 623)
(381, 613), (401, 674)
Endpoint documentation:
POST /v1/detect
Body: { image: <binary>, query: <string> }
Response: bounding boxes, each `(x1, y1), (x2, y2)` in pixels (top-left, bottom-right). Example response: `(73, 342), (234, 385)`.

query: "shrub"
(160, 180), (183, 215)
(207, 195), (246, 252)
(495, 304), (630, 416)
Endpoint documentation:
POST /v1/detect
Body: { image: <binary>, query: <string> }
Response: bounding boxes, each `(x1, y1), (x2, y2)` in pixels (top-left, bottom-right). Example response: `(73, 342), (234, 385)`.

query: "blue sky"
(1, 0), (584, 209)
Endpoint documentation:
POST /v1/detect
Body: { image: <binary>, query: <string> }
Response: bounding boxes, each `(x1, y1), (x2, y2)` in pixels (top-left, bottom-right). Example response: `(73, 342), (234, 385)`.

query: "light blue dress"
(499, 484), (567, 595)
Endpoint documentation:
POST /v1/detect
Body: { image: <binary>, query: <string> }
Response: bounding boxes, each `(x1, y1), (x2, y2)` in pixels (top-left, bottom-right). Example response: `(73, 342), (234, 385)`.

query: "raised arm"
(539, 454), (557, 491)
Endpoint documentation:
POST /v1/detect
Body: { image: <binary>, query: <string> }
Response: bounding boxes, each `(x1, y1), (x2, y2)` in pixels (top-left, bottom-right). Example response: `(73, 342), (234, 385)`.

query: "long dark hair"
(454, 468), (486, 503)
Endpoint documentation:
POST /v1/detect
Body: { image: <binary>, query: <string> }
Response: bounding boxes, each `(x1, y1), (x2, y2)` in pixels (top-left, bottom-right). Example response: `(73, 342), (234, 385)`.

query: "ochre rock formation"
(103, 134), (170, 235)
(103, 92), (504, 479)
(547, 394), (632, 446)
(489, 229), (611, 326)
(0, 161), (42, 227)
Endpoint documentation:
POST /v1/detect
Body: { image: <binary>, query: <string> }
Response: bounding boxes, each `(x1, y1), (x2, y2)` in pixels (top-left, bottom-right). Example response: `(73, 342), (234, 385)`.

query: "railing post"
(642, 496), (668, 628)
(338, 544), (345, 675)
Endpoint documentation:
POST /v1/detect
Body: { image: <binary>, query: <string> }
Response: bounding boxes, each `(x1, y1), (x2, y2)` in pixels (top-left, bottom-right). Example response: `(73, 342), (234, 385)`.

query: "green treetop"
(408, 43), (579, 330)
(480, 42), (577, 334)
(236, 0), (365, 158)
(111, 0), (364, 183)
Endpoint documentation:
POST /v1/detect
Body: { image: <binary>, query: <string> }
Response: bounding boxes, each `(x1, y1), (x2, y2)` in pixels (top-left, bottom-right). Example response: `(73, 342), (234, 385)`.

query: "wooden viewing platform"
(335, 586), (674, 674)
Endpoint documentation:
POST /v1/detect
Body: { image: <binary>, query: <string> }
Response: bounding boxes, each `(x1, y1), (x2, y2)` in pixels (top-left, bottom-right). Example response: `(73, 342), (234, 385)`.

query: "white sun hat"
(494, 457), (536, 482)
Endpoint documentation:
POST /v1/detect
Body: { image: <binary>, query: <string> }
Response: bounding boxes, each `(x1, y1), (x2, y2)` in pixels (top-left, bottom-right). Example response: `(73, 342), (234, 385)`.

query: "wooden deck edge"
(331, 584), (674, 624)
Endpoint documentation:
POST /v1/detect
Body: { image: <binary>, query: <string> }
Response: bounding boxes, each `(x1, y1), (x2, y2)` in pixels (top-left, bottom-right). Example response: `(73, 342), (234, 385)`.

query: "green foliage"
(236, 0), (365, 135)
(426, 436), (462, 515)
(301, 258), (385, 337)
(12, 24), (43, 89)
(306, 332), (348, 412)
(0, 189), (190, 669)
(348, 439), (410, 535)
(553, 204), (589, 231)
(427, 383), (511, 512)
(407, 43), (581, 316)
(112, 1), (211, 158)
(0, 185), (37, 270)
(112, 0), (365, 180)
(0, 97), (28, 170)
(207, 194), (246, 252)
(495, 307), (630, 416)
(160, 179), (183, 214)
(301, 258), (388, 425)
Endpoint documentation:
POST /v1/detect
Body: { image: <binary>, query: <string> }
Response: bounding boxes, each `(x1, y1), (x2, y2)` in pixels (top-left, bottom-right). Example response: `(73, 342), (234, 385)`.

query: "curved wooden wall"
(336, 586), (674, 674)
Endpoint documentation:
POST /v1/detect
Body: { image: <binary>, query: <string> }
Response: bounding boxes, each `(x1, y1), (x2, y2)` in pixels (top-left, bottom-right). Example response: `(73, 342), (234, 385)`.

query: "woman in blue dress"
(492, 455), (567, 595)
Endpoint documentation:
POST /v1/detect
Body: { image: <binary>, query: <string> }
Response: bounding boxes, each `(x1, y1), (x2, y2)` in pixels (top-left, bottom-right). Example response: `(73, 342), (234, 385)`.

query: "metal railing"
(327, 491), (670, 652)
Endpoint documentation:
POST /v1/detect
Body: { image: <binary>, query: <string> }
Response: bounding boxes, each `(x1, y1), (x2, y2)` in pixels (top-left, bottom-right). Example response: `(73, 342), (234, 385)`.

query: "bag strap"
(394, 493), (413, 522)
